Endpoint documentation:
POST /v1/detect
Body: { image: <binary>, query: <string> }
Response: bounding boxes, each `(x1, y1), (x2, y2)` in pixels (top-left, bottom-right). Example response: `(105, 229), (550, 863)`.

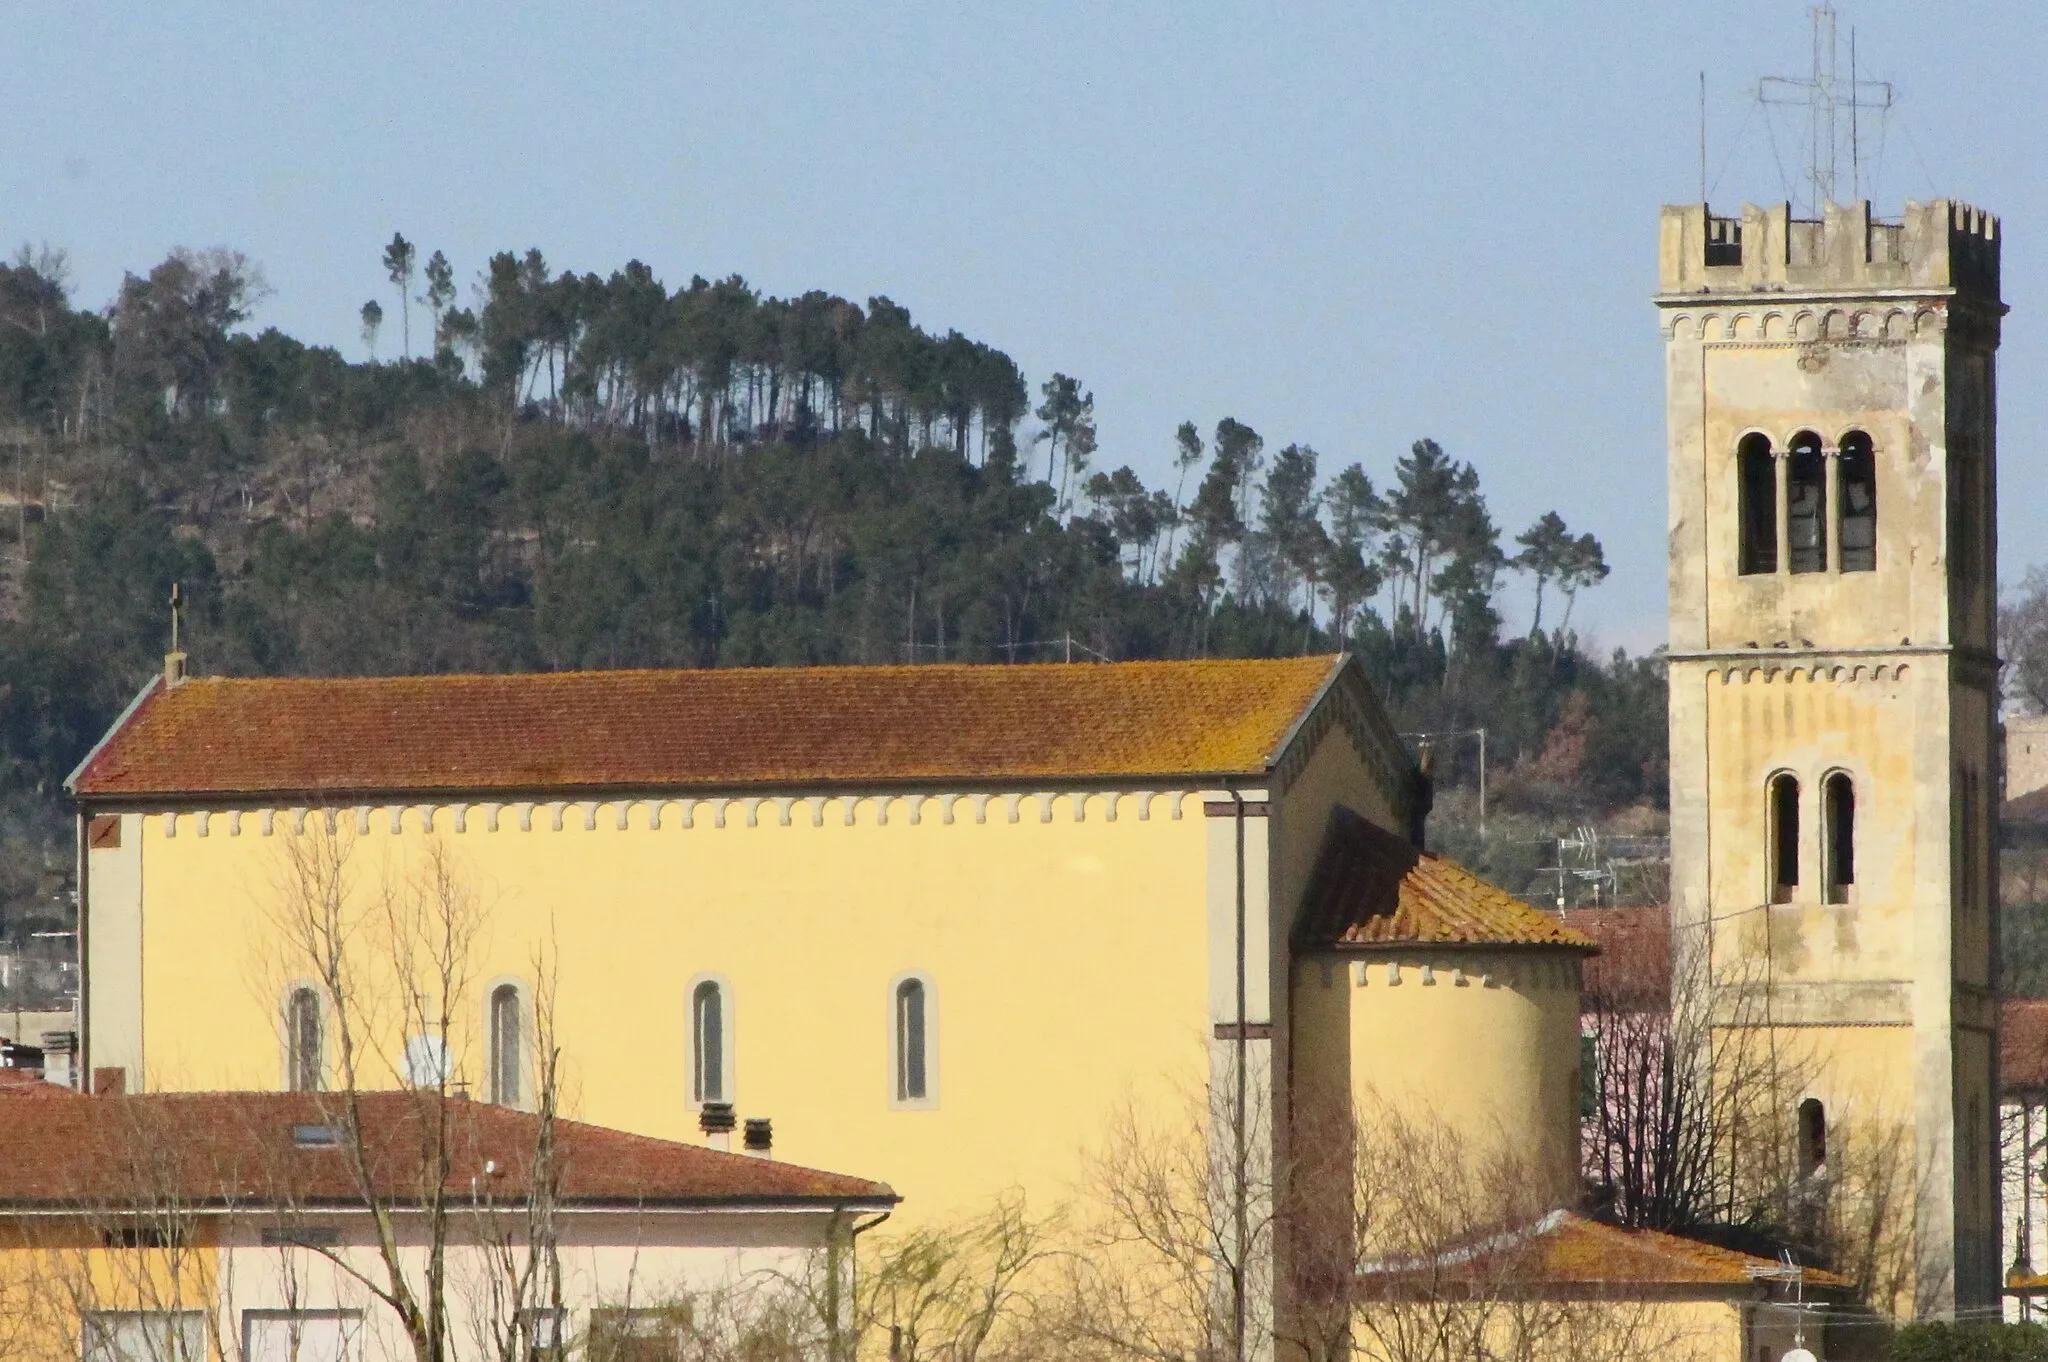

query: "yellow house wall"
(0, 1224), (223, 1360)
(121, 790), (1218, 1226)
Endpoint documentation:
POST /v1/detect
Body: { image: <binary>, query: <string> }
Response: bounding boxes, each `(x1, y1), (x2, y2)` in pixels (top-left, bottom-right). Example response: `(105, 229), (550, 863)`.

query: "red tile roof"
(1566, 907), (1672, 1008)
(1297, 808), (1598, 952)
(70, 658), (1352, 801)
(2006, 999), (2048, 1093)
(0, 1068), (79, 1096)
(0, 1091), (894, 1210)
(1356, 1211), (1850, 1295)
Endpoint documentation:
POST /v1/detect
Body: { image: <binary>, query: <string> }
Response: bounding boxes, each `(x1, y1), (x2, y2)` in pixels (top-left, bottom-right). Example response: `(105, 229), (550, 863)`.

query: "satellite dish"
(1783, 1349), (1817, 1362)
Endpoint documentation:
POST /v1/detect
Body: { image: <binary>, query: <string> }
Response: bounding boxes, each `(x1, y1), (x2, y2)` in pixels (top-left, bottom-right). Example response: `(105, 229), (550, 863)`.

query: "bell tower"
(1660, 199), (2003, 1314)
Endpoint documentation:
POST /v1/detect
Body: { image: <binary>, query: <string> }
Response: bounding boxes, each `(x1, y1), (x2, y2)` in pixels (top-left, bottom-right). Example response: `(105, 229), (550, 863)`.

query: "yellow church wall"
(126, 790), (1217, 1226)
(1328, 949), (1583, 1206)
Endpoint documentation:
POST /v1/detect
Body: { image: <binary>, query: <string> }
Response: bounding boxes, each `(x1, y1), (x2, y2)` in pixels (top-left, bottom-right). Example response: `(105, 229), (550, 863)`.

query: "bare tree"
(1047, 1080), (1276, 1362)
(1582, 912), (1927, 1312)
(262, 821), (567, 1362)
(1345, 1103), (1706, 1362)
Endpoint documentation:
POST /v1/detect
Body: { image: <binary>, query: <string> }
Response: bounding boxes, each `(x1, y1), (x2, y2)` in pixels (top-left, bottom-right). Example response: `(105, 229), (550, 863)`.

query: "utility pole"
(1401, 727), (1487, 839)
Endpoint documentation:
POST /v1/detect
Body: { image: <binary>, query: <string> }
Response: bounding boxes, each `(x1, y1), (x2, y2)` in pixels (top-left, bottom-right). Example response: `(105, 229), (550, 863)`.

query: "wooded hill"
(0, 238), (1667, 935)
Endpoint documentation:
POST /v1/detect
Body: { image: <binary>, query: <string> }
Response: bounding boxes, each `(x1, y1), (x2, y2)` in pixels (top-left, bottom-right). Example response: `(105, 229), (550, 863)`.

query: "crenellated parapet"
(1659, 198), (2001, 306)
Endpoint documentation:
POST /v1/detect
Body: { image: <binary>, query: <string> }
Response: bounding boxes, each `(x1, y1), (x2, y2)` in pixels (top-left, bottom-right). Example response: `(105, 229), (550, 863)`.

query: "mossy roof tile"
(70, 657), (1345, 800)
(1297, 807), (1596, 952)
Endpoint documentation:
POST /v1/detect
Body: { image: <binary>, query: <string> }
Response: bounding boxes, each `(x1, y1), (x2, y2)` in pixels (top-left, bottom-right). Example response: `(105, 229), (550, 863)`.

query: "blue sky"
(3, 2), (2039, 649)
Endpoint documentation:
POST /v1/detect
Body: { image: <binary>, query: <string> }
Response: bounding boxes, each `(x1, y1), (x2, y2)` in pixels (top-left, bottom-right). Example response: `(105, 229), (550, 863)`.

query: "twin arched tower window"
(1737, 432), (1876, 575)
(1768, 772), (1857, 904)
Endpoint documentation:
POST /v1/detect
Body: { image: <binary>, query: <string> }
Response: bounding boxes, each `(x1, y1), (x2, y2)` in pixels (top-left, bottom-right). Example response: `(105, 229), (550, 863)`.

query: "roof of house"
(1565, 906), (1672, 1007)
(1355, 1211), (1851, 1296)
(1296, 808), (1598, 953)
(2006, 999), (2048, 1093)
(68, 657), (1361, 801)
(0, 1091), (895, 1211)
(0, 1069), (81, 1097)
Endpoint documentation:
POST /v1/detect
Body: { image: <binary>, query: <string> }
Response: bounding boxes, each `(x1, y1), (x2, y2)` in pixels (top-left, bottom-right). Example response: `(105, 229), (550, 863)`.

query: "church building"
(66, 655), (1592, 1246)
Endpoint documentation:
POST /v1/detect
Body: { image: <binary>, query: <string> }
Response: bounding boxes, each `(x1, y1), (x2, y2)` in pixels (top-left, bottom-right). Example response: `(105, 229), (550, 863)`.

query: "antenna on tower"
(1758, 2), (1894, 214)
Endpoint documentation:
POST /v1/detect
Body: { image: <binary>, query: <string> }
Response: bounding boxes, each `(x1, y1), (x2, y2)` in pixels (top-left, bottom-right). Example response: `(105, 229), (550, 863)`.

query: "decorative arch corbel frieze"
(148, 787), (1212, 841)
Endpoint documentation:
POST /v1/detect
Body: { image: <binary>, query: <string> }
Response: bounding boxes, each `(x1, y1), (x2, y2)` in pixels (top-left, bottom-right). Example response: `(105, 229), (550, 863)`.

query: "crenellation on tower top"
(1660, 198), (2001, 301)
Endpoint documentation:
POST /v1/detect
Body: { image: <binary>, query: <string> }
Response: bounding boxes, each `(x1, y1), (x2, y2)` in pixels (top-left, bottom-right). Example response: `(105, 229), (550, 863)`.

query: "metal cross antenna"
(1758, 2), (1894, 214)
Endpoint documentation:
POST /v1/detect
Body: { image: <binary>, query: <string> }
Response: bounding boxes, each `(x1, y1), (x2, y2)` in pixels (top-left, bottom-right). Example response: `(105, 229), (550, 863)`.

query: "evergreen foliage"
(0, 240), (1666, 933)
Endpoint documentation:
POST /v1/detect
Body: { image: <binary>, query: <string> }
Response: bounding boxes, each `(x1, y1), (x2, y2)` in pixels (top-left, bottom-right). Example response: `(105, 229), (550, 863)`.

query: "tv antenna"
(1759, 2), (1894, 213)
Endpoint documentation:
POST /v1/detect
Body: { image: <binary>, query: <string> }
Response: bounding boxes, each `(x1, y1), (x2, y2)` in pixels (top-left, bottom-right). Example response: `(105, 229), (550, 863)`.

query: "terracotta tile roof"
(2006, 999), (2048, 1093)
(1296, 808), (1597, 952)
(1356, 1211), (1850, 1295)
(0, 1091), (894, 1211)
(1566, 907), (1671, 1008)
(69, 657), (1351, 801)
(0, 1069), (80, 1096)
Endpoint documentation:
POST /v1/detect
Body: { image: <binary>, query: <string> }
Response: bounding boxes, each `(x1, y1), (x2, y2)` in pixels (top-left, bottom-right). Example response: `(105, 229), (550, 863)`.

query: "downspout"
(73, 806), (88, 1090)
(844, 1206), (892, 1362)
(1228, 783), (1248, 1362)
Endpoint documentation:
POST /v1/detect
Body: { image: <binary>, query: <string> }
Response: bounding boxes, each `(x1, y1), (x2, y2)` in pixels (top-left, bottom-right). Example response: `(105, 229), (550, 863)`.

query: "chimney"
(163, 651), (188, 687)
(743, 1117), (773, 1155)
(699, 1101), (736, 1152)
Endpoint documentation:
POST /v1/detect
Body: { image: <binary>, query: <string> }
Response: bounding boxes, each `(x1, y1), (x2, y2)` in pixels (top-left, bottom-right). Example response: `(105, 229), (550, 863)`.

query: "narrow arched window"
(287, 987), (322, 1093)
(1787, 431), (1827, 573)
(1838, 431), (1876, 571)
(490, 984), (522, 1107)
(692, 980), (726, 1104)
(1797, 1098), (1827, 1177)
(1824, 773), (1856, 904)
(1769, 774), (1800, 903)
(895, 978), (928, 1103)
(1738, 434), (1778, 575)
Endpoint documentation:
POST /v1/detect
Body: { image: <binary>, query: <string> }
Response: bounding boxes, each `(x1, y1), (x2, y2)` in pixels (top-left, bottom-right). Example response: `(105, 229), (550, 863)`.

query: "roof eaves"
(71, 769), (1284, 810)
(1323, 936), (1599, 954)
(64, 674), (162, 796)
(1262, 653), (1350, 771)
(0, 1192), (901, 1215)
(1265, 654), (1414, 791)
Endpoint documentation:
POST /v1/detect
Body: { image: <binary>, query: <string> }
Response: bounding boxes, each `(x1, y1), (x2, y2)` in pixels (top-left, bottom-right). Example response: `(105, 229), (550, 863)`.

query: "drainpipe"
(1227, 784), (1248, 1362)
(843, 1207), (892, 1362)
(73, 807), (88, 1091)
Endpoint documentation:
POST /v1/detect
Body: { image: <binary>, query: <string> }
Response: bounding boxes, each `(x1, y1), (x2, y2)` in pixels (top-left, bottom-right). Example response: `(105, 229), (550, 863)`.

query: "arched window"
(1838, 430), (1876, 571)
(287, 987), (322, 1093)
(490, 984), (522, 1107)
(1769, 773), (1801, 903)
(1737, 434), (1778, 575)
(1786, 431), (1827, 573)
(893, 976), (931, 1105)
(1823, 773), (1856, 904)
(1797, 1098), (1827, 1178)
(691, 979), (726, 1104)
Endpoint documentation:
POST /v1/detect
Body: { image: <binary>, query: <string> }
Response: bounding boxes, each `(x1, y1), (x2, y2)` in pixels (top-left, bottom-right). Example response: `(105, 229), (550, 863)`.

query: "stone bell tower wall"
(1659, 198), (2003, 1316)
